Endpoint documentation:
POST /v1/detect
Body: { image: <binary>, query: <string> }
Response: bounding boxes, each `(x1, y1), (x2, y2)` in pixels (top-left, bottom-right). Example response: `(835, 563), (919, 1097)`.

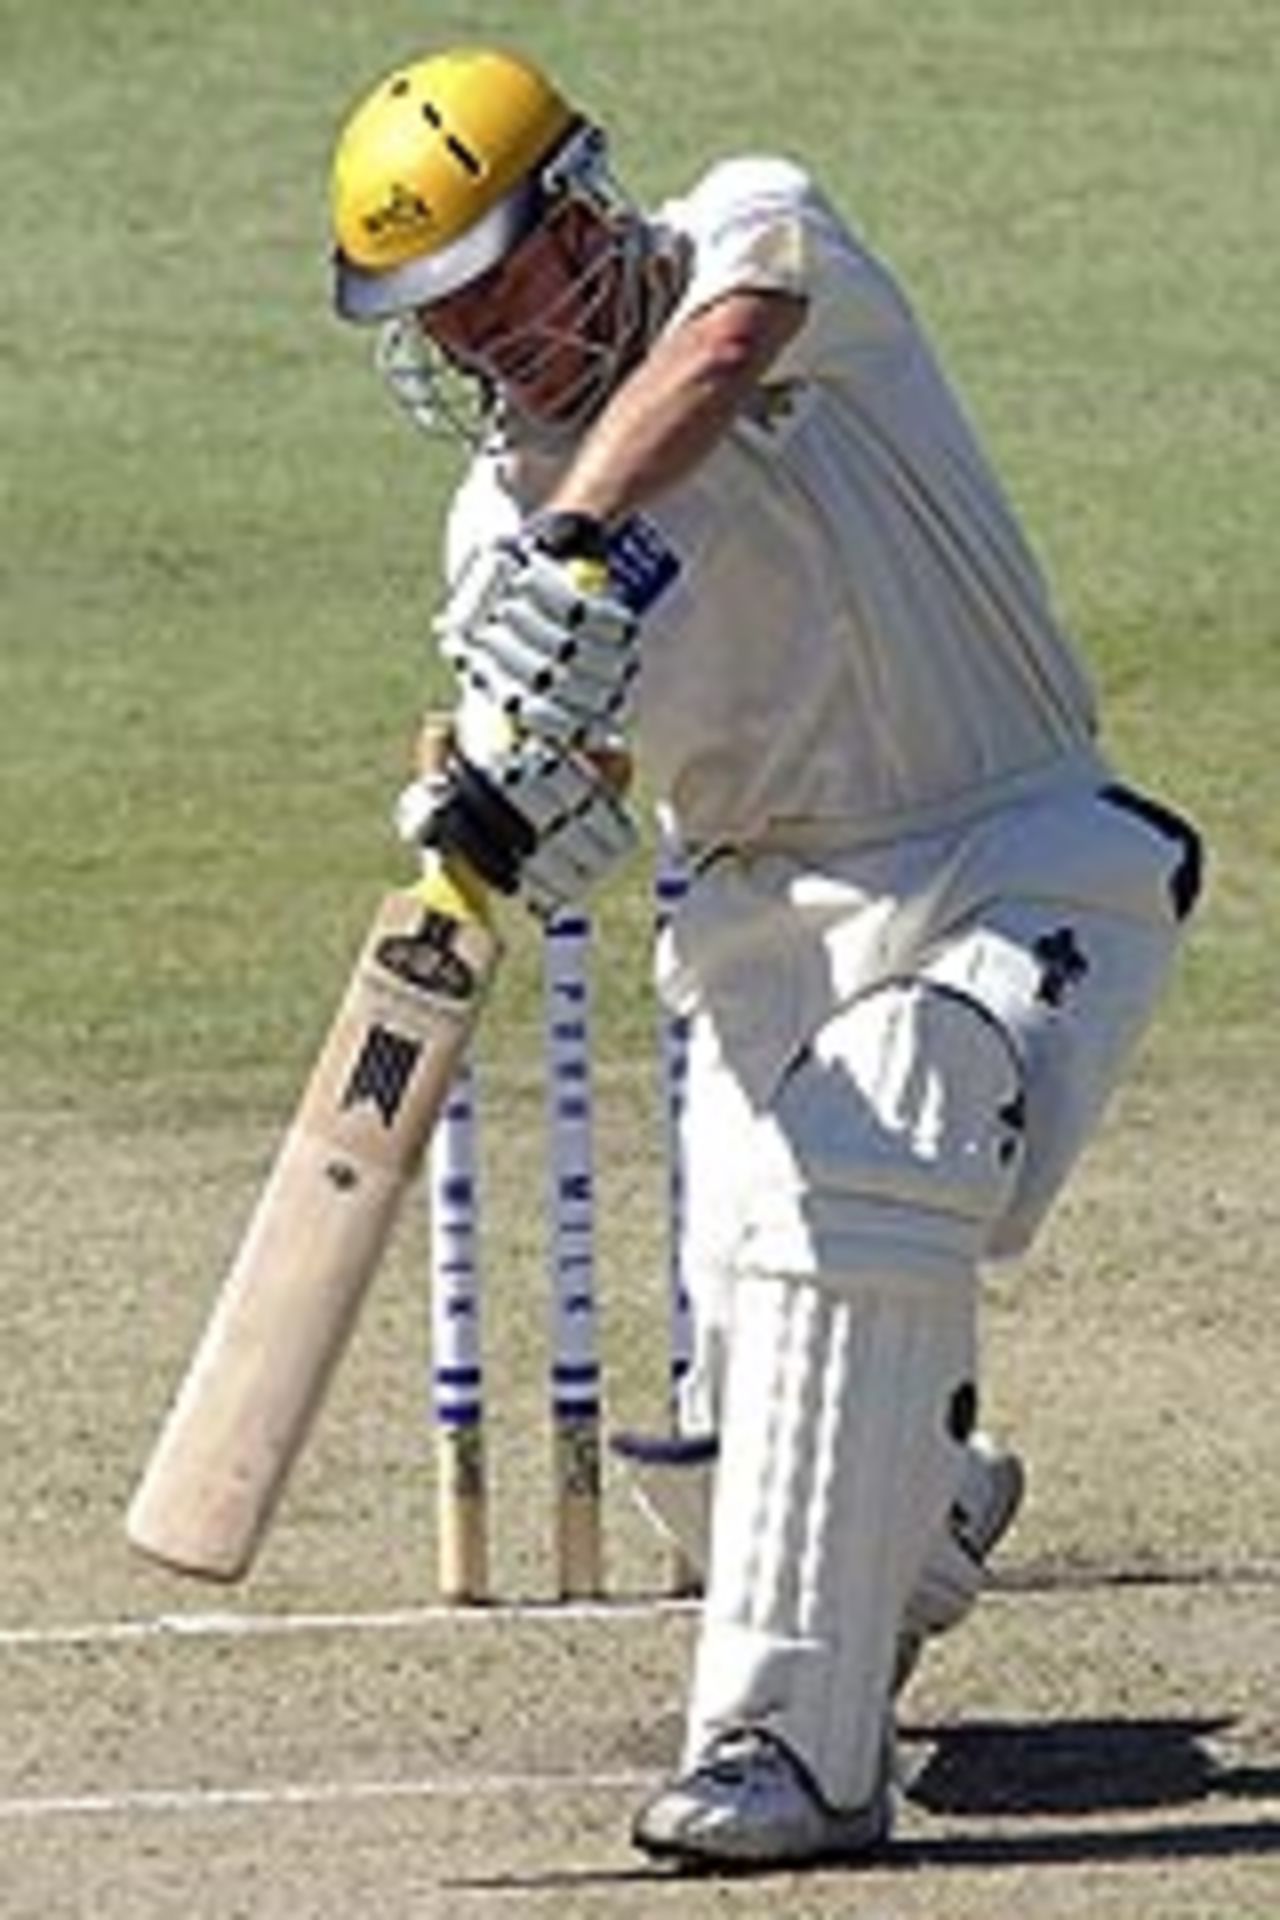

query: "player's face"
(417, 205), (629, 426)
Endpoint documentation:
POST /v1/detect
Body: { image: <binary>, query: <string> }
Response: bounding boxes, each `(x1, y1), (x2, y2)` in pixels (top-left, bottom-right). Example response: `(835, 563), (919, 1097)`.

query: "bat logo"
(375, 912), (476, 1002)
(341, 1024), (422, 1126)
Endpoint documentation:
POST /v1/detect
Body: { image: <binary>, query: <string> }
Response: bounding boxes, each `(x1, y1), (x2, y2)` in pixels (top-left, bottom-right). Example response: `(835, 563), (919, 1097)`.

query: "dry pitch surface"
(1, 1041), (1277, 1917)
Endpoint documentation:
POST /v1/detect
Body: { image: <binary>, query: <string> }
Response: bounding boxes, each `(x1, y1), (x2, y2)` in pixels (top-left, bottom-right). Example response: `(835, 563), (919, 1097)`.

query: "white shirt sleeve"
(660, 158), (911, 380)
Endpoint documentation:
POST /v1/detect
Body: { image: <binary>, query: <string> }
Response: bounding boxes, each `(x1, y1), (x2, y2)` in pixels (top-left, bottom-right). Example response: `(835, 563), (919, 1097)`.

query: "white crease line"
(0, 1596), (695, 1653)
(0, 1770), (655, 1824)
(8, 1560), (1275, 1656)
(9, 1557), (1278, 1657)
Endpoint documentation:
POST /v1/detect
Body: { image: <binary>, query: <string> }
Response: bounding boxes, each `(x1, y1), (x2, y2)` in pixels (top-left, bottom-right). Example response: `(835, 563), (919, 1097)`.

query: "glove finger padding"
(511, 551), (636, 646)
(437, 540), (641, 748)
(478, 595), (638, 694)
(394, 732), (637, 916)
(487, 736), (639, 918)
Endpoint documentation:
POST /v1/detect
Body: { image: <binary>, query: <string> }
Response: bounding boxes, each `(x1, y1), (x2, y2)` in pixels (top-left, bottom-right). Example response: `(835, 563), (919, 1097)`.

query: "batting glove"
(395, 731), (638, 920)
(435, 512), (641, 750)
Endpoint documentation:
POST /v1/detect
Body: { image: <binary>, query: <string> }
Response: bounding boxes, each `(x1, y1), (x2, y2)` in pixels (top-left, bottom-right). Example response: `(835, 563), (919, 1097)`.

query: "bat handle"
(412, 713), (495, 929)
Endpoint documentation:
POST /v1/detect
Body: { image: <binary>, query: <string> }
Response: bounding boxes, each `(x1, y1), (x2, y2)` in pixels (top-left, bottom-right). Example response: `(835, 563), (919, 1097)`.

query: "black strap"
(423, 753), (537, 896)
(525, 509), (610, 565)
(1100, 784), (1204, 920)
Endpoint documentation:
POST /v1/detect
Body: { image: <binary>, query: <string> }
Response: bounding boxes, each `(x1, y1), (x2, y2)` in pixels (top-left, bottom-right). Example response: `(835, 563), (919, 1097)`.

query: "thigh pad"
(742, 981), (1025, 1280)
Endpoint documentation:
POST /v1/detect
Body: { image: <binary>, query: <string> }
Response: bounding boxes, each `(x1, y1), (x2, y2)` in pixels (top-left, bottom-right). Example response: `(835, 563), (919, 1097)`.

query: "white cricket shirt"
(633, 157), (1100, 852)
(448, 156), (1102, 854)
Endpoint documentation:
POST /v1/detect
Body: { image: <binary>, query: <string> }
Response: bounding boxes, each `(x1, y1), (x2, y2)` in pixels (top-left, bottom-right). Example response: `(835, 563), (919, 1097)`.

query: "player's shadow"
(904, 1713), (1274, 1816)
(444, 1714), (1280, 1894)
(894, 1713), (1280, 1869)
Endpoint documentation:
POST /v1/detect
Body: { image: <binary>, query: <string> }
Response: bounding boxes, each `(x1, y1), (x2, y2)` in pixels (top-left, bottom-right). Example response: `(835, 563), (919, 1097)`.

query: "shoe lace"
(699, 1729), (782, 1787)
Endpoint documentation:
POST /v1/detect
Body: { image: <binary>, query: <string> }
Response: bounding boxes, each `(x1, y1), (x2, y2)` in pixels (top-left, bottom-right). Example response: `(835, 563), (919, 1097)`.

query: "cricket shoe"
(632, 1725), (894, 1871)
(610, 1427), (1025, 1689)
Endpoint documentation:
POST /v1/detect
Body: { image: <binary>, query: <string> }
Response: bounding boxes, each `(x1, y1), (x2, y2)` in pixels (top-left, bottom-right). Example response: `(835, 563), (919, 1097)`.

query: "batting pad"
(611, 1418), (1014, 1644)
(684, 1259), (976, 1810)
(682, 981), (1026, 1809)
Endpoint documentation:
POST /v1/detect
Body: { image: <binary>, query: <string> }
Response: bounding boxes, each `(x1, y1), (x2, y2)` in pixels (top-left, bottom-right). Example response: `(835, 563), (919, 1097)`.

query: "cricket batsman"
(327, 47), (1203, 1869)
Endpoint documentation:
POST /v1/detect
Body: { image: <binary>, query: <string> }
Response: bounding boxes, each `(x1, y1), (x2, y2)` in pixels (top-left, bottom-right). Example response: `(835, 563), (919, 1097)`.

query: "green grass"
(1, 0), (1276, 1120)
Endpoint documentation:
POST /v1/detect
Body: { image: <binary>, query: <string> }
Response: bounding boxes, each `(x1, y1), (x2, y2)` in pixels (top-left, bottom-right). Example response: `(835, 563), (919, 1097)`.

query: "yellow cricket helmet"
(331, 48), (578, 322)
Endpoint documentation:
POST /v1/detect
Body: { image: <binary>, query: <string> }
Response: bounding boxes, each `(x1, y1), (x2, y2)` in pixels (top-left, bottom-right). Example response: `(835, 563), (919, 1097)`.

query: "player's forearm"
(546, 289), (806, 526)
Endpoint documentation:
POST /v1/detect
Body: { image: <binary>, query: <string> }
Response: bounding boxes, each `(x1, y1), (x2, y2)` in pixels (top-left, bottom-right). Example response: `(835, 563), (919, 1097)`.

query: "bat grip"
(412, 714), (494, 927)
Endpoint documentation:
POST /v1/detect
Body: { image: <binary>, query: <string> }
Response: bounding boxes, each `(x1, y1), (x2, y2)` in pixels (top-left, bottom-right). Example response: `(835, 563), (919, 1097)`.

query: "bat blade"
(126, 884), (499, 1581)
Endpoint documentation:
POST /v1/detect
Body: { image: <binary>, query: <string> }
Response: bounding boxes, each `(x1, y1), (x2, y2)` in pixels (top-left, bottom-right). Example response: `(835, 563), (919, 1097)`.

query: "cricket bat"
(127, 737), (499, 1580)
